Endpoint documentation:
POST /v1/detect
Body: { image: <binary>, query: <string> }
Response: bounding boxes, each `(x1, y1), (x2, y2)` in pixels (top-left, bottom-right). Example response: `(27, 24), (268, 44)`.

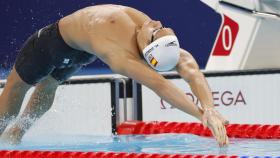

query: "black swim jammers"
(15, 22), (97, 85)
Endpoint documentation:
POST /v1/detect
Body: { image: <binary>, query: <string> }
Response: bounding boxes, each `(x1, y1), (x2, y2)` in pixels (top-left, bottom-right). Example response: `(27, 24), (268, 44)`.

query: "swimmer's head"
(136, 20), (180, 71)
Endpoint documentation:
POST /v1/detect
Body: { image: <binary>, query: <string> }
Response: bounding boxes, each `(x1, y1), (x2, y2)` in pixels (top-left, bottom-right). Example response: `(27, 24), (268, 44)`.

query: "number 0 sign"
(212, 15), (239, 56)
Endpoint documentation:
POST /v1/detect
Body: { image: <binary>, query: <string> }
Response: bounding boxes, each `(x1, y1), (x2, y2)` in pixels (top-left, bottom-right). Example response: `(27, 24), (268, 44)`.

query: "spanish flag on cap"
(150, 57), (158, 67)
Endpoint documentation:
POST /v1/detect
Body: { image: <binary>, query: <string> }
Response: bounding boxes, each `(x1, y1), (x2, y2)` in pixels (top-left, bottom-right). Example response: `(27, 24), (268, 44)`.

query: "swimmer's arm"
(110, 58), (203, 121)
(175, 49), (214, 111)
(175, 49), (229, 146)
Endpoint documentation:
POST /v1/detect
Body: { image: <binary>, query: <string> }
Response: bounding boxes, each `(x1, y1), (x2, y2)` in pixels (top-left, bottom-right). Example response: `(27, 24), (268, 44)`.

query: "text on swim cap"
(165, 41), (178, 47)
(144, 44), (159, 57)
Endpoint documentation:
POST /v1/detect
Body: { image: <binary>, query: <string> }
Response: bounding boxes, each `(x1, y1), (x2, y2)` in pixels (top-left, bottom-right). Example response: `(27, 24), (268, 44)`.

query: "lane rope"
(0, 150), (238, 158)
(117, 121), (280, 139)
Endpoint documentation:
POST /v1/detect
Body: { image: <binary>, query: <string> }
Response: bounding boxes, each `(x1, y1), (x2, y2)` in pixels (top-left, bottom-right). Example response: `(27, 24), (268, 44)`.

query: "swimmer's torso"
(59, 4), (151, 64)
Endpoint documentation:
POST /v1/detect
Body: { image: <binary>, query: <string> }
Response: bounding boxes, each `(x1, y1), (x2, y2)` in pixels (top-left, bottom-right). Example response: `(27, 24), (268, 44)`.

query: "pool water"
(0, 134), (279, 157)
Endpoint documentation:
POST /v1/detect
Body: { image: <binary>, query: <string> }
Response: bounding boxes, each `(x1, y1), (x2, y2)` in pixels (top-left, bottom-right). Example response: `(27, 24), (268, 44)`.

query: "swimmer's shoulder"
(77, 4), (127, 13)
(76, 4), (151, 26)
(122, 6), (151, 26)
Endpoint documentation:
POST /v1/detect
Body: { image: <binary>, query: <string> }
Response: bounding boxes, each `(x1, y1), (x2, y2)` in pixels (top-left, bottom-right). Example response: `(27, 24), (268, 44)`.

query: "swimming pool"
(1, 72), (280, 158)
(0, 133), (280, 157)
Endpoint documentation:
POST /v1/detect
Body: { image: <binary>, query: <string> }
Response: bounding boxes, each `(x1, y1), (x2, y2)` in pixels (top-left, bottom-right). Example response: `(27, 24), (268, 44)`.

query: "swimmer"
(0, 4), (229, 146)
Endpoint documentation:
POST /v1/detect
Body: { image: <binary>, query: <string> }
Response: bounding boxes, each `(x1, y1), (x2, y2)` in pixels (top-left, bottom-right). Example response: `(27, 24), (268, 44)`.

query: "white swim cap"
(142, 35), (180, 71)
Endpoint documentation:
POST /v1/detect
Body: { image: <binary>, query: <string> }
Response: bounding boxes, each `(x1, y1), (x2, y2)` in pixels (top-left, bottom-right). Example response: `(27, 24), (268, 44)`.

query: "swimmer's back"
(59, 5), (151, 59)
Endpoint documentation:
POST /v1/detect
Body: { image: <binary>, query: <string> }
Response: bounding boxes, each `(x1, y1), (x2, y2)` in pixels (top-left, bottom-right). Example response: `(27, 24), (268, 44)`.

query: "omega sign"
(160, 90), (246, 109)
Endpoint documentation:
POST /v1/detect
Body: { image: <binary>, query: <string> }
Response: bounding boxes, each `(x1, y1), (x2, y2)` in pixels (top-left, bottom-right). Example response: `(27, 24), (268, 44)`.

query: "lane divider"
(0, 150), (238, 158)
(117, 121), (280, 139)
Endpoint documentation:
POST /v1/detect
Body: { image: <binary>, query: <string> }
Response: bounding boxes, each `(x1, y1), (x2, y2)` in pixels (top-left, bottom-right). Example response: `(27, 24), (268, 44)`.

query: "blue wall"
(0, 0), (221, 78)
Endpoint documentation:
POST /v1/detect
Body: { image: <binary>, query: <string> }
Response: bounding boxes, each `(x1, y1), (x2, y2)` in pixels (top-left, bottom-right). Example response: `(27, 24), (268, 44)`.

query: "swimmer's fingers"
(219, 122), (229, 147)
(202, 109), (228, 147)
(214, 110), (229, 143)
(215, 121), (225, 147)
(215, 118), (228, 147)
(208, 122), (222, 146)
(225, 133), (229, 146)
(208, 116), (227, 147)
(223, 125), (229, 146)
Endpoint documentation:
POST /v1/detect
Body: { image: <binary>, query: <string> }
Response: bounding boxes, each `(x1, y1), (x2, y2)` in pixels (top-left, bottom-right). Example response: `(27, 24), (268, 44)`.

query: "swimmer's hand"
(202, 108), (229, 147)
(207, 108), (229, 125)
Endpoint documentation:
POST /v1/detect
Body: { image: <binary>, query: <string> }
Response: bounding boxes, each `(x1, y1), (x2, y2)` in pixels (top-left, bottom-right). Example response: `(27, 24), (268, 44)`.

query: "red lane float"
(117, 121), (280, 139)
(0, 150), (238, 158)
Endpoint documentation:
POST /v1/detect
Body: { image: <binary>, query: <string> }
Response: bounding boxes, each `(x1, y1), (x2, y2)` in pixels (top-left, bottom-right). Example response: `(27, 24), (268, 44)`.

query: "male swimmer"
(0, 4), (229, 146)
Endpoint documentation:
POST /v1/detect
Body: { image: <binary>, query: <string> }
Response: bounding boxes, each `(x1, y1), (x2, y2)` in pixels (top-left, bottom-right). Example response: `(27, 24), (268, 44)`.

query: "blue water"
(0, 134), (279, 157)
